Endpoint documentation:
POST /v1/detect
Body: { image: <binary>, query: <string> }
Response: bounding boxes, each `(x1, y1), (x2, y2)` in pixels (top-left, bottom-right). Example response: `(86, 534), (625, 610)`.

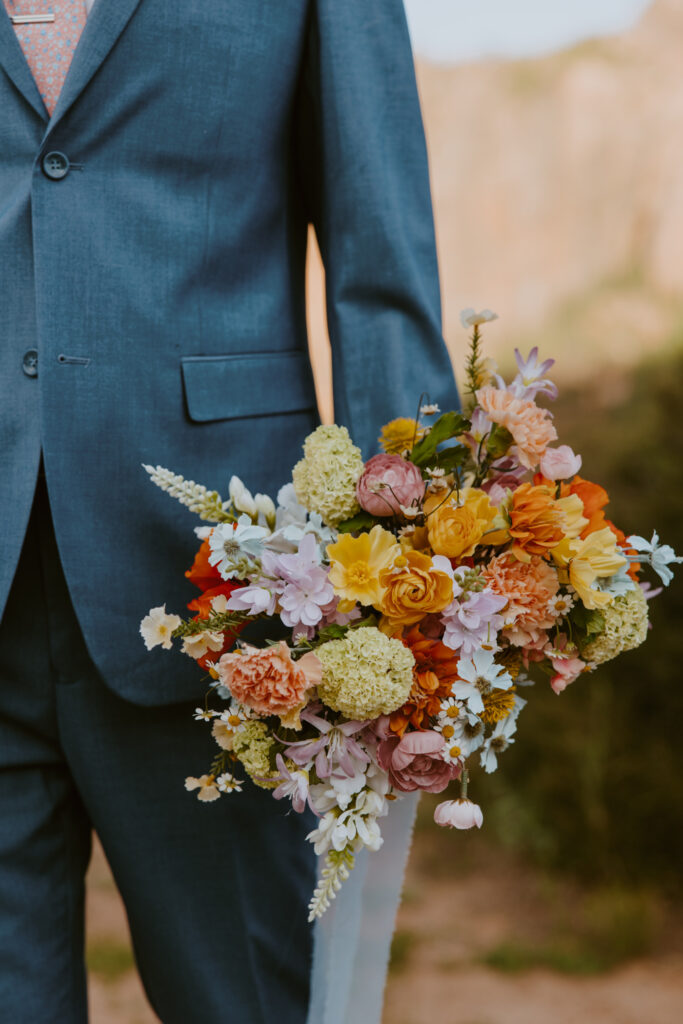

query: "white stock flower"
(140, 605), (181, 651)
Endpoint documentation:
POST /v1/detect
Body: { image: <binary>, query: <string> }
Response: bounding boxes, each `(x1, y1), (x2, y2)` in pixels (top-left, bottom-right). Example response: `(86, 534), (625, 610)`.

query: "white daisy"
(193, 707), (218, 722)
(216, 772), (243, 794)
(452, 648), (514, 714)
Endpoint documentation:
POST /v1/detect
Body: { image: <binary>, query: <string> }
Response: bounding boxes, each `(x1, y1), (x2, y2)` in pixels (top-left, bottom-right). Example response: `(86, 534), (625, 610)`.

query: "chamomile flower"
(193, 708), (218, 722)
(550, 592), (575, 616)
(216, 772), (243, 794)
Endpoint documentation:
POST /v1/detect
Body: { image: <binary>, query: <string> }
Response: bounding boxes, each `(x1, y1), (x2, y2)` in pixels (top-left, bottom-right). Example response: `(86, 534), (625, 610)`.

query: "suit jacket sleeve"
(295, 0), (459, 455)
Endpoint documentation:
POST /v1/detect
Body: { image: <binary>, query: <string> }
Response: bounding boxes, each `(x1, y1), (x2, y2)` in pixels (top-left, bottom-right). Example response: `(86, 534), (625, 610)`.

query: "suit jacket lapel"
(45, 0), (144, 135)
(0, 5), (48, 121)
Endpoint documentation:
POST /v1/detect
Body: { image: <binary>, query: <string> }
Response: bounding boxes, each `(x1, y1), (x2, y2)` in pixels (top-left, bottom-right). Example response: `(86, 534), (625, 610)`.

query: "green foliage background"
(463, 345), (683, 893)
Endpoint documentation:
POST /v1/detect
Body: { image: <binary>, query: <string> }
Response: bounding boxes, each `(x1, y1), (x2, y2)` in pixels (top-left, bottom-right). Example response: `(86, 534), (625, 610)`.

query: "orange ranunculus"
(508, 482), (564, 562)
(185, 536), (222, 592)
(378, 550), (453, 626)
(390, 626), (459, 735)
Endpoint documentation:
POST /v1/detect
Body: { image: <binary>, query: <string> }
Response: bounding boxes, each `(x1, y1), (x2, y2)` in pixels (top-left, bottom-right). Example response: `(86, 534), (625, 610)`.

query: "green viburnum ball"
(582, 586), (649, 666)
(317, 626), (415, 720)
(232, 721), (279, 789)
(292, 424), (364, 527)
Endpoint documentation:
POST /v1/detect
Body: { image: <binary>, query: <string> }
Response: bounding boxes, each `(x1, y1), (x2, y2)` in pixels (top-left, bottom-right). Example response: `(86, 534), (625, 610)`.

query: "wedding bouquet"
(140, 310), (680, 920)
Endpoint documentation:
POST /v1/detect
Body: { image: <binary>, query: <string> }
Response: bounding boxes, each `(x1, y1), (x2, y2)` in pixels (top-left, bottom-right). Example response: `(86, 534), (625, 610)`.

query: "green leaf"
(486, 424), (514, 459)
(336, 511), (379, 533)
(569, 604), (606, 641)
(430, 444), (470, 473)
(409, 411), (471, 468)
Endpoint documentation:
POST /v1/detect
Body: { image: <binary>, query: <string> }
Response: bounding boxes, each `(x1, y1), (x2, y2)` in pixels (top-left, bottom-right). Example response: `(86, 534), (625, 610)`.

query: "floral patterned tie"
(3, 0), (88, 115)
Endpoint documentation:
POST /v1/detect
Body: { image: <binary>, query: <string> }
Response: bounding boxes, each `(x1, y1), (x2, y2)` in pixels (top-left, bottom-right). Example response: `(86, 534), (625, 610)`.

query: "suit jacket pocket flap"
(181, 350), (316, 423)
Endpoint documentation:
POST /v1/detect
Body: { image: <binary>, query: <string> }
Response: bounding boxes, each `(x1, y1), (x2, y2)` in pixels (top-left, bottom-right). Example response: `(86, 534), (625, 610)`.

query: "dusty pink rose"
(217, 643), (320, 717)
(356, 454), (424, 516)
(377, 730), (460, 793)
(434, 798), (484, 830)
(540, 445), (582, 481)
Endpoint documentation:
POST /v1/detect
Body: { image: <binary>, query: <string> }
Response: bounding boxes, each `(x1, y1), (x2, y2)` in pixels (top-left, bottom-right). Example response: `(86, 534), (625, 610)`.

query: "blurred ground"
(87, 831), (683, 1023)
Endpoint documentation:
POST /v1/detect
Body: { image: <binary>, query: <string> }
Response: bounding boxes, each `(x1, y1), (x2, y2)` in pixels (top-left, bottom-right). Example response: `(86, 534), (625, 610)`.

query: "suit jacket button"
(22, 349), (38, 377)
(42, 151), (70, 180)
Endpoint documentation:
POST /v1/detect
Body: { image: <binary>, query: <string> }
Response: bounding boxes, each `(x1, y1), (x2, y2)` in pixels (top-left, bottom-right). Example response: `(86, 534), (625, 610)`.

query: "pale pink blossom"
(540, 445), (582, 481)
(434, 798), (483, 829)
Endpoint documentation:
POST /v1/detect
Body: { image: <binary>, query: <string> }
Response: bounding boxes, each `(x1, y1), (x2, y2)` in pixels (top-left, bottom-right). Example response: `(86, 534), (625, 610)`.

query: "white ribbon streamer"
(307, 792), (420, 1024)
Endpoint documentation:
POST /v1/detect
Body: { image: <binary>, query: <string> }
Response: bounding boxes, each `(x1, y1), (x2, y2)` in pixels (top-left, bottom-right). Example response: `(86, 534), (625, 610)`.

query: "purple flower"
(284, 707), (370, 779)
(504, 347), (558, 401)
(272, 534), (335, 632)
(441, 575), (507, 656)
(272, 754), (311, 814)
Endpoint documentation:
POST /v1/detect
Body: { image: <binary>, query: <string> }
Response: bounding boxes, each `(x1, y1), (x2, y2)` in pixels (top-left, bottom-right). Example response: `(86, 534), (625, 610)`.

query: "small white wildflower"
(399, 504), (421, 520)
(139, 605), (181, 651)
(182, 631), (225, 660)
(460, 308), (499, 329)
(216, 772), (243, 794)
(420, 403), (440, 416)
(550, 593), (575, 616)
(193, 708), (218, 722)
(627, 531), (682, 587)
(184, 775), (220, 802)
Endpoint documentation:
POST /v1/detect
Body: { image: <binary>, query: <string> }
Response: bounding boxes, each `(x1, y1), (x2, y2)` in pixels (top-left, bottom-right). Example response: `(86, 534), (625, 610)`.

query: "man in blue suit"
(0, 0), (458, 1020)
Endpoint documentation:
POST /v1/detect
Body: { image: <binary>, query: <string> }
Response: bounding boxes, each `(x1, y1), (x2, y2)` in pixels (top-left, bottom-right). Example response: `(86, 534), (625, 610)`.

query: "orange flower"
(390, 626), (459, 735)
(508, 482), (564, 562)
(378, 551), (453, 626)
(185, 535), (223, 592)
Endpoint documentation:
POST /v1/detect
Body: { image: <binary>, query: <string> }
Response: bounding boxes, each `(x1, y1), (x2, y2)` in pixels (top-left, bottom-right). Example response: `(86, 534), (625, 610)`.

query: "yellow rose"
(425, 488), (500, 559)
(378, 551), (454, 626)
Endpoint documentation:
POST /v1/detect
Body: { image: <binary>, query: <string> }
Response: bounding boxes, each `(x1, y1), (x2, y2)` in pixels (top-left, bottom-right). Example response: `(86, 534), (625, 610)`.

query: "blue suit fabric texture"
(0, 0), (459, 1021)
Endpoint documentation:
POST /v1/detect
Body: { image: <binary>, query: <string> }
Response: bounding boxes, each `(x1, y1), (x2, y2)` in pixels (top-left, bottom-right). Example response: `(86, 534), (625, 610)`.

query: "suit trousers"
(0, 472), (314, 1024)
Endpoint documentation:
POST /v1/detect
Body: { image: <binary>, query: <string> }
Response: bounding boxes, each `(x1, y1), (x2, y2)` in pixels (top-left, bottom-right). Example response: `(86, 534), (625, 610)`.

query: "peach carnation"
(476, 387), (557, 470)
(216, 643), (320, 721)
(482, 553), (560, 646)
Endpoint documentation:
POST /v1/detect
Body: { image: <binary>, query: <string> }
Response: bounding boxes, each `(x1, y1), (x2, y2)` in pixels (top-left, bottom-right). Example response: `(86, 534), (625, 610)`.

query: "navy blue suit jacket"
(0, 0), (458, 704)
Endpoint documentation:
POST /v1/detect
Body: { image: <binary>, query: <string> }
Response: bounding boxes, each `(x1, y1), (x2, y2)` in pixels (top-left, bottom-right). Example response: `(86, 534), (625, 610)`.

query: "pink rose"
(539, 445), (582, 481)
(356, 454), (424, 517)
(434, 798), (483, 830)
(377, 730), (461, 793)
(217, 642), (320, 718)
